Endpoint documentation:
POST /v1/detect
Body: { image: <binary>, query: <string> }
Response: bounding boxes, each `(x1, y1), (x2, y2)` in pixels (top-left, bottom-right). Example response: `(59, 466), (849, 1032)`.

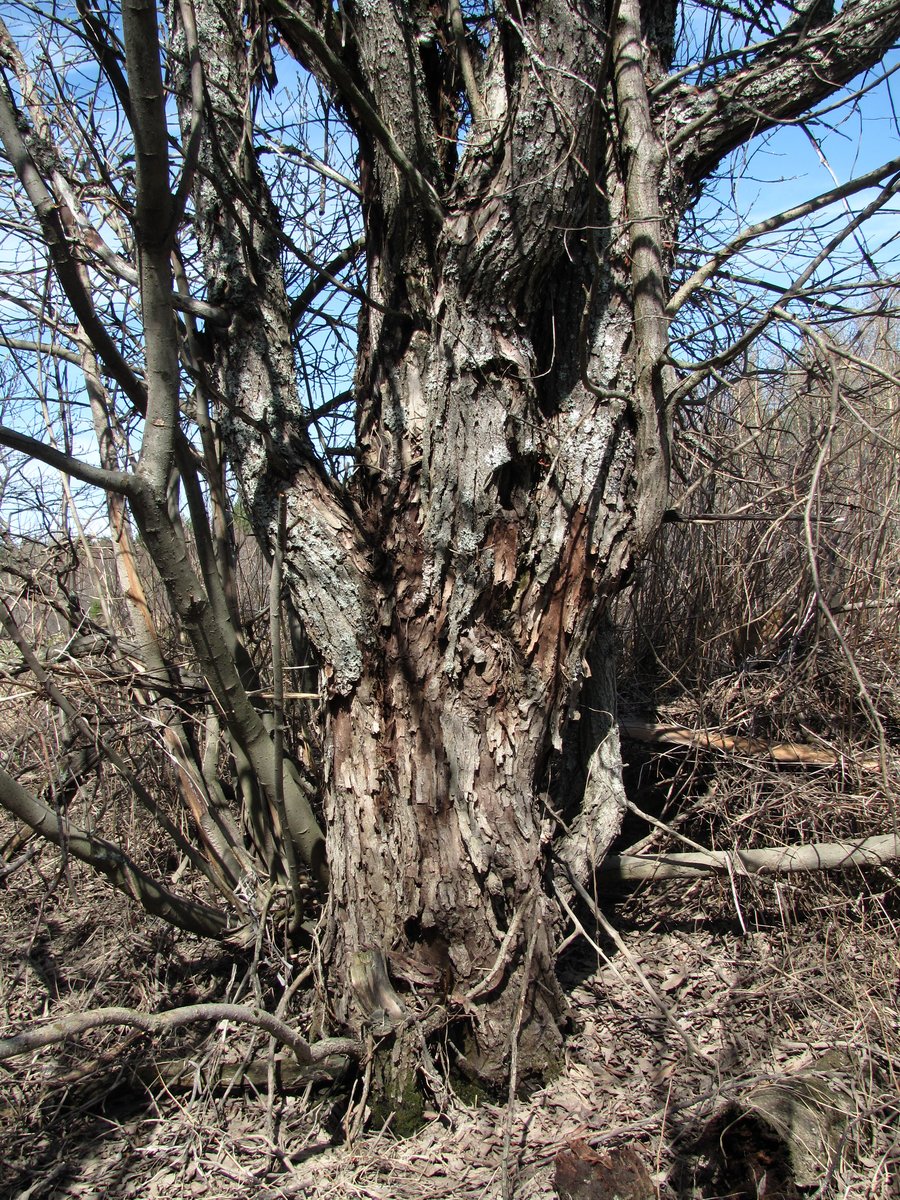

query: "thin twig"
(501, 905), (539, 1200)
(555, 873), (705, 1060)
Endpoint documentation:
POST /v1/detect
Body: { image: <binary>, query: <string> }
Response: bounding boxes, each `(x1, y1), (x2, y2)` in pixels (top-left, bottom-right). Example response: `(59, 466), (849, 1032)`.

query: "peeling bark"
(171, 0), (900, 1091)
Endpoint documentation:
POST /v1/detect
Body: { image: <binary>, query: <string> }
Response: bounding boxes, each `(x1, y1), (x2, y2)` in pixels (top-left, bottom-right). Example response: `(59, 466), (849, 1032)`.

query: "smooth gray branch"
(600, 834), (900, 882)
(0, 1002), (362, 1065)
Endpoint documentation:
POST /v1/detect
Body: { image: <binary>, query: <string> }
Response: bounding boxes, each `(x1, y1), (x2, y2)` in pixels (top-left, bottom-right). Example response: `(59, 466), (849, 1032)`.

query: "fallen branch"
(0, 764), (228, 940)
(620, 719), (881, 770)
(0, 1002), (360, 1067)
(599, 833), (900, 882)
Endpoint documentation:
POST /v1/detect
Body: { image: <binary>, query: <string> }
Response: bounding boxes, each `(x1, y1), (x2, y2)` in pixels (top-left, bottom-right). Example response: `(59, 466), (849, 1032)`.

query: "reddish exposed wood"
(620, 719), (881, 770)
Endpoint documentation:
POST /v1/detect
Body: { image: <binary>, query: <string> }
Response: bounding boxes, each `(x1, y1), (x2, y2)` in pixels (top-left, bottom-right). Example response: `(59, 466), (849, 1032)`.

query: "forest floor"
(1, 720), (899, 1199)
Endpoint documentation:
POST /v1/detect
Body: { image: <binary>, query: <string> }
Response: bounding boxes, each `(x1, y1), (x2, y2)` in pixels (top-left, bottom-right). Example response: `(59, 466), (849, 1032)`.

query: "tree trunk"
(179, 0), (679, 1090)
(307, 0), (676, 1087)
(4, 0), (900, 1105)
(179, 0), (900, 1092)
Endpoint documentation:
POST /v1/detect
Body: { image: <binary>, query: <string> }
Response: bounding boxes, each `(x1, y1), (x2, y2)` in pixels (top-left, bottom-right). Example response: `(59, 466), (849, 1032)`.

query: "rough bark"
(251, 0), (900, 1089)
(50, 0), (900, 1097)
(271, 0), (679, 1084)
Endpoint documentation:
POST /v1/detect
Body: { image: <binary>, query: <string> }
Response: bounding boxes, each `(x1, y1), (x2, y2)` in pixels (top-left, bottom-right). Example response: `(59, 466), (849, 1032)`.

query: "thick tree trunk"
(179, 0), (680, 1090)
(306, 0), (677, 1087)
(160, 0), (900, 1089)
(321, 278), (651, 1086)
(321, 617), (628, 1088)
(323, 617), (569, 1083)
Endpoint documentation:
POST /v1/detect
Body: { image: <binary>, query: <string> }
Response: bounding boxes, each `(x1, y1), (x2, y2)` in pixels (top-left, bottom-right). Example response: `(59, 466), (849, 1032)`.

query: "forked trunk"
(180, 0), (679, 1092)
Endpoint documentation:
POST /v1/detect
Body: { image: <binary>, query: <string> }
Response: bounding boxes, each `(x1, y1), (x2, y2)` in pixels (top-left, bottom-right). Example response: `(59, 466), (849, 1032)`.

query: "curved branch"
(666, 0), (900, 183)
(0, 336), (81, 365)
(0, 423), (135, 495)
(0, 764), (228, 939)
(0, 1002), (361, 1065)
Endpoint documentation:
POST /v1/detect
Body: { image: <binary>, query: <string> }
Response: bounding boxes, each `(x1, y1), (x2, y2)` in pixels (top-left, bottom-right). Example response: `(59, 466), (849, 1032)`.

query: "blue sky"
(1, 4), (898, 533)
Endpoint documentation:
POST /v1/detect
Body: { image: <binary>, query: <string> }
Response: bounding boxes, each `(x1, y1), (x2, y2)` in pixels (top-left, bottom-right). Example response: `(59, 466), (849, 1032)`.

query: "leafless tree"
(1, 0), (898, 1101)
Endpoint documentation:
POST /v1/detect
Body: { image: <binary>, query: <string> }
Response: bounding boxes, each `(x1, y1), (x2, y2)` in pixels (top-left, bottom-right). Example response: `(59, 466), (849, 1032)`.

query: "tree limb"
(599, 834), (900, 883)
(0, 423), (135, 495)
(0, 41), (147, 413)
(0, 336), (81, 365)
(666, 0), (900, 184)
(667, 153), (900, 317)
(121, 0), (180, 495)
(289, 236), (365, 328)
(669, 170), (900, 404)
(620, 719), (882, 771)
(0, 1002), (361, 1065)
(268, 0), (446, 224)
(0, 764), (228, 939)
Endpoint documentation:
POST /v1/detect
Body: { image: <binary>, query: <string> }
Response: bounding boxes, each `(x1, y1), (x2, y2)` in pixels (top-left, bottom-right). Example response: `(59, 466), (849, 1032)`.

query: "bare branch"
(77, 223), (229, 325)
(670, 171), (900, 402)
(0, 423), (135, 495)
(667, 154), (900, 317)
(448, 0), (488, 130)
(268, 0), (446, 224)
(120, 0), (180, 492)
(170, 0), (206, 235)
(0, 764), (228, 939)
(0, 64), (147, 412)
(289, 236), (365, 328)
(667, 0), (900, 183)
(0, 335), (81, 365)
(0, 594), (235, 898)
(599, 834), (900, 883)
(621, 719), (882, 771)
(0, 1002), (362, 1065)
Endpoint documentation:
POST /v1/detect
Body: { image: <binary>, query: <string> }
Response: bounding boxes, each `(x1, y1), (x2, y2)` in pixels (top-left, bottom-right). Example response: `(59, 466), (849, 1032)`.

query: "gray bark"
(0, 763), (227, 939)
(601, 834), (900, 882)
(3, 0), (899, 1093)
(259, 0), (900, 1084)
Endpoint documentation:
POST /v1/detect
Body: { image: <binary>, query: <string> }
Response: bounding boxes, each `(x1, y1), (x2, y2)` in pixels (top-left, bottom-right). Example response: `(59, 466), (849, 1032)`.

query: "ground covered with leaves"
(2, 724), (898, 1199)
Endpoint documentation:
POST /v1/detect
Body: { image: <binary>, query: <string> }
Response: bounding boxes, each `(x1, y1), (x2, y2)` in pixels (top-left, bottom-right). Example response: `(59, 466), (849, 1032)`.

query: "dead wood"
(620, 719), (881, 770)
(683, 1051), (856, 1195)
(599, 833), (900, 882)
(0, 1002), (360, 1068)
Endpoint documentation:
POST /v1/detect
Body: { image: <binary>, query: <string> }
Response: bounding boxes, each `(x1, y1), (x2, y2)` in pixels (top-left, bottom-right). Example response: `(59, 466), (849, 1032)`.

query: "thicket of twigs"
(1, 323), (899, 1196)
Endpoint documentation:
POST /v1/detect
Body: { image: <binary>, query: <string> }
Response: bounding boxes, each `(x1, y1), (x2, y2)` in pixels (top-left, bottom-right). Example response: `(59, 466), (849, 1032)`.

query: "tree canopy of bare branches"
(0, 0), (898, 1104)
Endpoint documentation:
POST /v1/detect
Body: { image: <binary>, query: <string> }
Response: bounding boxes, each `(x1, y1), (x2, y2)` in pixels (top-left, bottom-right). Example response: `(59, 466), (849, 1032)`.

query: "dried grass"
(2, 794), (898, 1198)
(2, 330), (899, 1197)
